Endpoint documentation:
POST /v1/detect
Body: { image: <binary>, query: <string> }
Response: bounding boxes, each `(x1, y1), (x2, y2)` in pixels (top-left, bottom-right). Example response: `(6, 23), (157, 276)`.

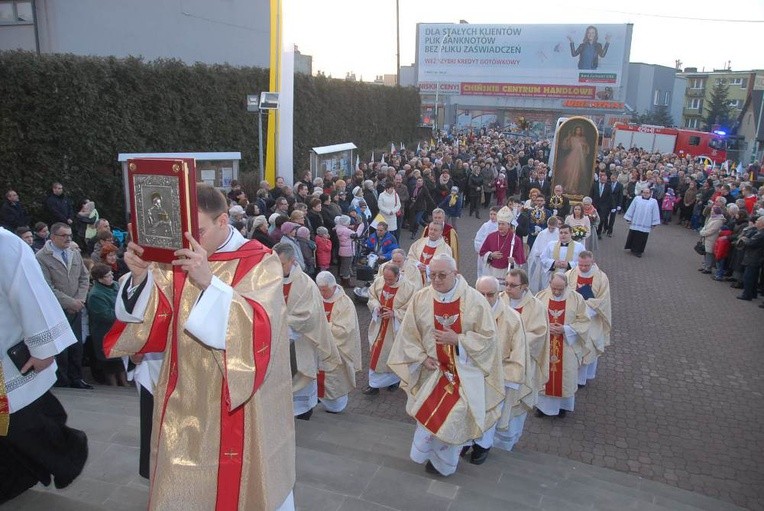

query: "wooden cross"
(224, 450), (239, 460)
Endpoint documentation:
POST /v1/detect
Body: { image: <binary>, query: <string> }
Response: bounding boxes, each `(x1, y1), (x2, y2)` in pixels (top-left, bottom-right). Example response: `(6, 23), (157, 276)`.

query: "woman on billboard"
(568, 26), (610, 70)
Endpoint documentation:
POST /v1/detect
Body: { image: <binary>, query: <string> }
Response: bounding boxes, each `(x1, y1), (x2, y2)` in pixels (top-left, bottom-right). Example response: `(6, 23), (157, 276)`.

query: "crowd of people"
(2, 128), (763, 507)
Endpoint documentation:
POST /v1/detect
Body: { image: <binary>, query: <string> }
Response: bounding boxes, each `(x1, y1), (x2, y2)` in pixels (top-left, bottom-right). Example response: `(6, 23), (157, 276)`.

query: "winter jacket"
(438, 193), (463, 218)
(44, 193), (74, 225)
(700, 215), (724, 253)
(365, 231), (398, 261)
(0, 199), (30, 231)
(376, 190), (401, 231)
(35, 240), (90, 312)
(315, 236), (332, 268)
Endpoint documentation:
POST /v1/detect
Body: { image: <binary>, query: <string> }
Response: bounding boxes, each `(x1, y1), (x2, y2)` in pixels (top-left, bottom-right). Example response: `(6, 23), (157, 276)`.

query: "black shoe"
(578, 383), (586, 389)
(53, 380), (70, 388)
(535, 408), (546, 418)
(325, 409), (340, 414)
(597, 234), (602, 240)
(469, 445), (490, 465)
(387, 382), (400, 392)
(362, 386), (380, 395)
(607, 232), (612, 238)
(558, 409), (567, 418)
(475, 215), (481, 219)
(634, 253), (642, 258)
(731, 283), (743, 289)
(70, 379), (94, 390)
(736, 295), (753, 301)
(700, 269), (712, 274)
(425, 461), (444, 476)
(296, 408), (313, 421)
(759, 303), (764, 309)
(460, 445), (471, 457)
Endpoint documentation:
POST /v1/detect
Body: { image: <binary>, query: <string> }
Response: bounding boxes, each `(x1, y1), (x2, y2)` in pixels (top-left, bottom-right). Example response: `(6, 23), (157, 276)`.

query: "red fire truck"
(611, 123), (727, 163)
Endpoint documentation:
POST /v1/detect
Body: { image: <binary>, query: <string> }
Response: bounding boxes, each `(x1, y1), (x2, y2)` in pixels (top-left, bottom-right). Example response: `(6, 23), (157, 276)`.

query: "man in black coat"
(589, 171), (613, 239)
(738, 216), (764, 303)
(605, 172), (623, 237)
(44, 182), (74, 226)
(529, 169), (551, 198)
(467, 165), (484, 219)
(0, 190), (30, 231)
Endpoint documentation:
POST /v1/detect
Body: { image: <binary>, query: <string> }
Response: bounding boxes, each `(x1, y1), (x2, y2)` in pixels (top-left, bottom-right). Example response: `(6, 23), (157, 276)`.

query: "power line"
(595, 9), (764, 23)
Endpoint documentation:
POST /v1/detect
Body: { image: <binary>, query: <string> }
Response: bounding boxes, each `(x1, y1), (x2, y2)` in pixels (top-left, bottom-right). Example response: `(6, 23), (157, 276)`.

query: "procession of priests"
(2, 178), (617, 509)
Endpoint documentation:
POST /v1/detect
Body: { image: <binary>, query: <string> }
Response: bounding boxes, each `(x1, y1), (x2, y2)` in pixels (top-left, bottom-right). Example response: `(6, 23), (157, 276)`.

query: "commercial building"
(415, 22), (634, 136)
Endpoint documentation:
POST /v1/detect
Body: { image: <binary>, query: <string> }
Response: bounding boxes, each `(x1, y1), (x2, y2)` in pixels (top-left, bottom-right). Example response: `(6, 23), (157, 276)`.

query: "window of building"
(728, 99), (742, 109)
(690, 78), (704, 89)
(663, 91), (671, 106)
(729, 77), (743, 86)
(654, 90), (661, 106)
(688, 98), (702, 110)
(0, 1), (33, 24)
(685, 118), (700, 129)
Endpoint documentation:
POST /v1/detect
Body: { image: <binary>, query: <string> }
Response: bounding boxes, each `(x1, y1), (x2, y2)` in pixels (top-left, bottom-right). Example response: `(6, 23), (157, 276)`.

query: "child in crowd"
(315, 226), (332, 273)
(494, 172), (508, 207)
(661, 188), (678, 224)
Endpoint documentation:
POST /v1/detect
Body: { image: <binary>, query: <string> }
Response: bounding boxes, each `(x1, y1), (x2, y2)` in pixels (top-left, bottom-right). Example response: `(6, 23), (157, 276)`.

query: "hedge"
(0, 51), (420, 225)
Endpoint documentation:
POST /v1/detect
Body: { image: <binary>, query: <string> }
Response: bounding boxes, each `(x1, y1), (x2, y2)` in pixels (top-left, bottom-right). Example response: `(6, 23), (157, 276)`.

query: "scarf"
(448, 193), (458, 207)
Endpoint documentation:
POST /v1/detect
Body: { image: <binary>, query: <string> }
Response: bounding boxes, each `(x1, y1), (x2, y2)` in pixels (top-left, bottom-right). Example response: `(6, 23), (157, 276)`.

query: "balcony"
(686, 88), (705, 97)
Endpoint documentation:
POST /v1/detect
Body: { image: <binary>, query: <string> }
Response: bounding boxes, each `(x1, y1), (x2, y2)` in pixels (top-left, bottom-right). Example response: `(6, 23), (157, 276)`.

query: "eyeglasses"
(504, 283), (522, 288)
(53, 233), (72, 239)
(430, 271), (454, 280)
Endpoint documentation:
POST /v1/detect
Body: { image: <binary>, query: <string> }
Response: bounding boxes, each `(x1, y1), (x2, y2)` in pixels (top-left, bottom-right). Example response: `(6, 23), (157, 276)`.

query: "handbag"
(693, 238), (706, 256)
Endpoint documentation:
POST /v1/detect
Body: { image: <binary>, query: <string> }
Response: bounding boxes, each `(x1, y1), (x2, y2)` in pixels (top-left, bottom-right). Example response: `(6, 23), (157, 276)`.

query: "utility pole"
(395, 0), (400, 86)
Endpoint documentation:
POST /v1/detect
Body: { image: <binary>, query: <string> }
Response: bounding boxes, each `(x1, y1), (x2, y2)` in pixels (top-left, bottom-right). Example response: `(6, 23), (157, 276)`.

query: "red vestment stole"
(102, 240), (273, 510)
(369, 284), (399, 371)
(283, 282), (292, 303)
(419, 245), (437, 285)
(414, 299), (462, 435)
(317, 301), (334, 398)
(545, 298), (566, 397)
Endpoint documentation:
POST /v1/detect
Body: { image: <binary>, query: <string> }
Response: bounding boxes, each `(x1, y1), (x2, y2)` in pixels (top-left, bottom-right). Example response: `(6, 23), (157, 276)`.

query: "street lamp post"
(247, 92), (279, 182)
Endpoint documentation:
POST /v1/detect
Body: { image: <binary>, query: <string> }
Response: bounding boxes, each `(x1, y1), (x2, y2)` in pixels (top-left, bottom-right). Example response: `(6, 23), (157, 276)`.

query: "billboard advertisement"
(417, 23), (630, 90)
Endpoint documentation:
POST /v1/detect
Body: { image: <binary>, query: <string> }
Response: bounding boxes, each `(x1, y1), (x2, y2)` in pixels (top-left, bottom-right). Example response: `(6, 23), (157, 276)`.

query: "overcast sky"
(288, 0), (763, 80)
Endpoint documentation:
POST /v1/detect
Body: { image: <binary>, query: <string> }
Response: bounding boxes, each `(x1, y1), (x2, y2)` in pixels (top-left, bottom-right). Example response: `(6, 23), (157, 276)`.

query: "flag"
(430, 137), (435, 148)
(416, 142), (421, 153)
(380, 152), (385, 163)
(356, 154), (360, 169)
(370, 212), (385, 229)
(370, 150), (374, 164)
(400, 142), (405, 151)
(736, 161), (744, 176)
(390, 142), (396, 155)
(721, 160), (729, 173)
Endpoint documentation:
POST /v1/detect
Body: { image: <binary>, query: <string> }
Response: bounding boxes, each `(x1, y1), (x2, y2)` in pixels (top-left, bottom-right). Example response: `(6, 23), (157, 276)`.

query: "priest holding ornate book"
(388, 254), (504, 477)
(105, 184), (296, 511)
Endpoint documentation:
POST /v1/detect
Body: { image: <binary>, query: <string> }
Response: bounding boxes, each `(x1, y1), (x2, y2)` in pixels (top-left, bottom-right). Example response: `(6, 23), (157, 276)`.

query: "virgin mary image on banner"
(551, 117), (598, 199)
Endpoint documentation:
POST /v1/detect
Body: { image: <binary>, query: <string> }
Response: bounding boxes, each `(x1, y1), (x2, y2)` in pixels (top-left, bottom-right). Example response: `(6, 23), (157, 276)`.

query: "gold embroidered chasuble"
(367, 276), (415, 373)
(567, 264), (612, 357)
(283, 265), (340, 393)
(492, 302), (531, 431)
(534, 288), (591, 399)
(500, 290), (550, 414)
(104, 244), (294, 511)
(319, 287), (362, 399)
(387, 278), (504, 445)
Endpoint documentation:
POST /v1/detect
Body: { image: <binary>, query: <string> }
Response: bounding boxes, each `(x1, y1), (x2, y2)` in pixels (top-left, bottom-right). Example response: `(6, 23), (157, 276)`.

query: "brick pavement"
(343, 208), (764, 510)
